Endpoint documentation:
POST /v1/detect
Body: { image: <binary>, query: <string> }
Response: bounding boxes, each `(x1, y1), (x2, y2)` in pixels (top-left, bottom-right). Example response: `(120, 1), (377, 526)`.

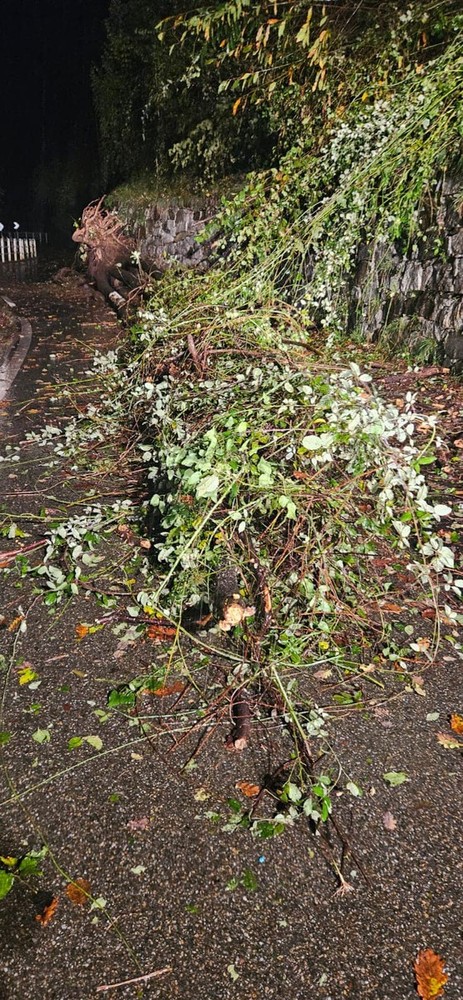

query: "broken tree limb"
(213, 564), (255, 631)
(226, 689), (252, 751)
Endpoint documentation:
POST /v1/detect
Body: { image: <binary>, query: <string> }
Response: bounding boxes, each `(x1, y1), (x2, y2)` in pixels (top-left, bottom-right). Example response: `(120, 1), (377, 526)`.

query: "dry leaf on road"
(378, 601), (403, 613)
(450, 713), (463, 734)
(414, 948), (448, 998)
(382, 811), (397, 831)
(436, 732), (463, 750)
(236, 781), (261, 798)
(146, 623), (177, 642)
(66, 878), (91, 905)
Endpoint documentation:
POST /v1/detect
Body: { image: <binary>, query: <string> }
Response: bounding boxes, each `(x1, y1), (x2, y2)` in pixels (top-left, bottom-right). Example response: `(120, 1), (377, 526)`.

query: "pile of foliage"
(3, 2), (461, 833)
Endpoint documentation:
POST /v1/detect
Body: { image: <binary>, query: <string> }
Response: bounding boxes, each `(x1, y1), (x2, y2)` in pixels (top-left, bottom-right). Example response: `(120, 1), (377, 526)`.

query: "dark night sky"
(0, 0), (110, 229)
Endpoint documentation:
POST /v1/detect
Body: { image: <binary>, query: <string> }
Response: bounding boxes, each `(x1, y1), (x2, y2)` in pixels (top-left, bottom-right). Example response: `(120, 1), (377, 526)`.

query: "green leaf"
(196, 473), (220, 498)
(383, 770), (409, 787)
(241, 869), (258, 891)
(301, 434), (323, 450)
(345, 780), (363, 798)
(285, 781), (302, 803)
(0, 732), (11, 746)
(108, 687), (136, 708)
(0, 870), (14, 899)
(227, 797), (243, 814)
(68, 736), (83, 750)
(18, 855), (43, 877)
(32, 728), (51, 744)
(84, 735), (103, 751)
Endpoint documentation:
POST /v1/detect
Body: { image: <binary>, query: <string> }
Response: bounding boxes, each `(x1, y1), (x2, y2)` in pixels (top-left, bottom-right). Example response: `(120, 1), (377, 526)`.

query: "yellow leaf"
(194, 787), (210, 802)
(232, 97), (242, 116)
(18, 664), (38, 686)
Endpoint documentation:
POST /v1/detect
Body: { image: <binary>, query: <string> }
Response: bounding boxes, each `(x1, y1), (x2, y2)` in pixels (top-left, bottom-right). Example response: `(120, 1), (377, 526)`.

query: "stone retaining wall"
(351, 175), (463, 369)
(121, 200), (216, 269)
(118, 176), (463, 369)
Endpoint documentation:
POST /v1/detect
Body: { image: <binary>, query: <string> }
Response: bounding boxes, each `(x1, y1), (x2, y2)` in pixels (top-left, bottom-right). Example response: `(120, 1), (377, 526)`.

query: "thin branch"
(96, 966), (172, 992)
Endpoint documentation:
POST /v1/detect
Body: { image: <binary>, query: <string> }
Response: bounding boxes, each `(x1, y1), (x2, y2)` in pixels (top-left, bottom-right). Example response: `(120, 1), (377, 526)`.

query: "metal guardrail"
(0, 232), (48, 263)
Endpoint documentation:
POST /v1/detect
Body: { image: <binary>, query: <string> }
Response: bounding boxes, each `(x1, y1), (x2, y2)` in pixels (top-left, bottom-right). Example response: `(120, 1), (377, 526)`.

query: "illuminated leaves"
(66, 878), (91, 905)
(410, 637), (431, 654)
(414, 949), (448, 999)
(32, 728), (51, 744)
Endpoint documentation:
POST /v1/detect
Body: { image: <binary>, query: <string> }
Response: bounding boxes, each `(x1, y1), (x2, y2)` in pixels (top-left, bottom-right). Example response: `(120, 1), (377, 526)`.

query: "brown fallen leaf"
(7, 614), (25, 633)
(66, 878), (91, 905)
(421, 608), (436, 621)
(436, 732), (463, 750)
(379, 601), (403, 613)
(146, 623), (177, 642)
(414, 637), (431, 652)
(411, 675), (426, 697)
(417, 365), (448, 379)
(127, 816), (150, 832)
(75, 623), (90, 639)
(382, 811), (397, 831)
(414, 948), (448, 999)
(148, 680), (185, 697)
(34, 894), (59, 927)
(236, 781), (261, 798)
(450, 713), (463, 735)
(262, 585), (272, 614)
